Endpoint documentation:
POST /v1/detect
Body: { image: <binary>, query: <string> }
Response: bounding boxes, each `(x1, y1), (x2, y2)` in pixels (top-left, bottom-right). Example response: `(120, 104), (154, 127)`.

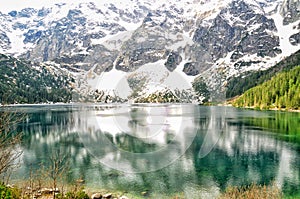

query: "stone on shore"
(103, 193), (112, 198)
(91, 193), (102, 199)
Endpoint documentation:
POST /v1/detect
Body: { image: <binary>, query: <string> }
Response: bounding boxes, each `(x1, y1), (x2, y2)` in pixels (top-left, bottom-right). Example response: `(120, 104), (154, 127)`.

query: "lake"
(3, 104), (300, 198)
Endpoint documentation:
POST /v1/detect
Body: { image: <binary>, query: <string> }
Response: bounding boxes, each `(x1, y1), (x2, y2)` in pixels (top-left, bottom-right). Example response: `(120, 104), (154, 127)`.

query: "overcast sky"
(0, 0), (93, 13)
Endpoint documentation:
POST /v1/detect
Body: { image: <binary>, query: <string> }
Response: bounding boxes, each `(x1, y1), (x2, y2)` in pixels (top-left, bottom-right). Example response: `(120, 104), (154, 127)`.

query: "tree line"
(0, 54), (74, 104)
(226, 50), (300, 98)
(233, 66), (300, 110)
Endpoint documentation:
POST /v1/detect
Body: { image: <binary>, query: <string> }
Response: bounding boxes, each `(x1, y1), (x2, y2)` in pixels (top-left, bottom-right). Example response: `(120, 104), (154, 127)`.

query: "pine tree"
(233, 66), (300, 110)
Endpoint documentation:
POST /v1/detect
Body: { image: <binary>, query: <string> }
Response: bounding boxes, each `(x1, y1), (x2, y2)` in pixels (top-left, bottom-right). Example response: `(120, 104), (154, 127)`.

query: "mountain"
(233, 65), (300, 110)
(0, 54), (74, 104)
(0, 0), (299, 103)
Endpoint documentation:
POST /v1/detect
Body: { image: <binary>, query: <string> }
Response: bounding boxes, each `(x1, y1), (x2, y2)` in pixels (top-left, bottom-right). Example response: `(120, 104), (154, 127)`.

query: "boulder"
(141, 191), (148, 196)
(103, 193), (112, 198)
(40, 188), (52, 195)
(91, 193), (102, 199)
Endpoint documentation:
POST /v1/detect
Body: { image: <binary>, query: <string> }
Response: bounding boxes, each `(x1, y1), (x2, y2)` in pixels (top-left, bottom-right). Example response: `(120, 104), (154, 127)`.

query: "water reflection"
(4, 105), (299, 198)
(77, 104), (198, 173)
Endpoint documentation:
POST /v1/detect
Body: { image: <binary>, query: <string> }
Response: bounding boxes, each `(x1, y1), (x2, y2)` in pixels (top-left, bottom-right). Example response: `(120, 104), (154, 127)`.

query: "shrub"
(57, 189), (90, 199)
(219, 183), (282, 199)
(0, 184), (21, 199)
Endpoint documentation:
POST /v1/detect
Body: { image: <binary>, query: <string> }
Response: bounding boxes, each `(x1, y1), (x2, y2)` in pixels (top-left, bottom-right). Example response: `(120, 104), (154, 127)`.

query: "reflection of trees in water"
(191, 107), (299, 195)
(193, 137), (281, 190)
(128, 107), (148, 127)
(11, 106), (300, 197)
(243, 111), (300, 143)
(115, 133), (158, 153)
(15, 108), (90, 183)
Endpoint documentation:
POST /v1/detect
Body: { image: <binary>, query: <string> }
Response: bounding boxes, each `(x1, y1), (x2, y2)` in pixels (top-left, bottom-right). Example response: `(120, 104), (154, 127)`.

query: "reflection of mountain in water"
(11, 105), (300, 198)
(77, 105), (197, 173)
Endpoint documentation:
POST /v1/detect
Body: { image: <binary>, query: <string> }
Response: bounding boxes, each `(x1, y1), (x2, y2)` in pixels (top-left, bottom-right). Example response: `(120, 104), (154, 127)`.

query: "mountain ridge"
(0, 0), (299, 103)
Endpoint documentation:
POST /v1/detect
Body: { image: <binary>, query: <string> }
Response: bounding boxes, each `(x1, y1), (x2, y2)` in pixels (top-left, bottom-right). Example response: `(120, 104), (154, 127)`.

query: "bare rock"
(103, 193), (112, 198)
(91, 193), (102, 199)
(40, 188), (52, 195)
(141, 191), (148, 196)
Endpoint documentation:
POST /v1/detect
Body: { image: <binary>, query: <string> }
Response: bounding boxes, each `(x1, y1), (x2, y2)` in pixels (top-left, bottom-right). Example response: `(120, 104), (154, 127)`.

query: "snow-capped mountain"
(0, 0), (299, 102)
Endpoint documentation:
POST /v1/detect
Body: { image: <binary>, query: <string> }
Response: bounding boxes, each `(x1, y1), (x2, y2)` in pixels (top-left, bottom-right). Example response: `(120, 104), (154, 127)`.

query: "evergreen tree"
(233, 66), (300, 110)
(0, 54), (74, 104)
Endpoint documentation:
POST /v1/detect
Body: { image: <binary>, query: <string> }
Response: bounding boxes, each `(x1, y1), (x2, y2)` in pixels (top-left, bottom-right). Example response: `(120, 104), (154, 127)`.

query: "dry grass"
(219, 183), (282, 199)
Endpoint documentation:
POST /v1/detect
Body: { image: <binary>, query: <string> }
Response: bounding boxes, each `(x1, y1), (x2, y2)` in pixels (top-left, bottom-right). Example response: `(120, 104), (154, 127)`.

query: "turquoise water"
(4, 104), (300, 198)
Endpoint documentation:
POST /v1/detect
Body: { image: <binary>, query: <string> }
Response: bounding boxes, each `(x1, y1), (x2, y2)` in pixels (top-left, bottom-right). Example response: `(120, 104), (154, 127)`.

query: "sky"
(0, 0), (98, 13)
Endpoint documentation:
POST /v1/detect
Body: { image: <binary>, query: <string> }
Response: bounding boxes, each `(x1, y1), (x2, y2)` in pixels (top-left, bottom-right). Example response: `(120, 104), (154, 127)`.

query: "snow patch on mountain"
(271, 12), (300, 56)
(130, 59), (194, 91)
(0, 0), (300, 102)
(97, 31), (134, 50)
(167, 34), (194, 51)
(82, 65), (132, 99)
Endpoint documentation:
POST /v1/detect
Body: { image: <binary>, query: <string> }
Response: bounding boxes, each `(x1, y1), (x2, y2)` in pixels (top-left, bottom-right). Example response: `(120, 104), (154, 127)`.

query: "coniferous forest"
(226, 50), (300, 98)
(0, 54), (74, 104)
(233, 66), (300, 110)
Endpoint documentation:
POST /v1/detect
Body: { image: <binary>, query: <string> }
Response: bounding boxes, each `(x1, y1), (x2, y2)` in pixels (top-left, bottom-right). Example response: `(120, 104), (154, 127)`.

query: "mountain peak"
(0, 0), (299, 103)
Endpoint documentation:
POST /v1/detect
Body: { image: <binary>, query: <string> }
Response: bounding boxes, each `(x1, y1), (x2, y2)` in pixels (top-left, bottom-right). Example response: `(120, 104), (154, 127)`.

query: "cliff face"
(191, 0), (281, 75)
(280, 0), (300, 25)
(0, 0), (299, 102)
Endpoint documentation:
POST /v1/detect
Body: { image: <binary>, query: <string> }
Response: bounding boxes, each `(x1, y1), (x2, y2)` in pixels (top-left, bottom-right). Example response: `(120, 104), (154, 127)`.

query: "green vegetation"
(0, 184), (91, 199)
(134, 90), (180, 103)
(0, 184), (21, 199)
(243, 112), (300, 144)
(227, 50), (300, 98)
(57, 189), (90, 199)
(0, 54), (74, 104)
(192, 77), (210, 103)
(0, 183), (287, 199)
(233, 66), (300, 110)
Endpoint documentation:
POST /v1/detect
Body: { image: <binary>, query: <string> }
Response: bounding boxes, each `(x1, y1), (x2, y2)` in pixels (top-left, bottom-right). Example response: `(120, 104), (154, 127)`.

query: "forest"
(0, 54), (74, 104)
(226, 50), (300, 98)
(233, 66), (300, 110)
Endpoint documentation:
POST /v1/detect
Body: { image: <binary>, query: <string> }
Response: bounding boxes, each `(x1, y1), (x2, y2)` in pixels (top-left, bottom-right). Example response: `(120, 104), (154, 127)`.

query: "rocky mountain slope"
(0, 0), (299, 103)
(0, 54), (74, 104)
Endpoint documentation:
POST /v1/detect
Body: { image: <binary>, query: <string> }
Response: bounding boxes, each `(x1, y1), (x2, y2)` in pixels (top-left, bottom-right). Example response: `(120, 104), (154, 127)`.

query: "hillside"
(233, 66), (300, 110)
(226, 50), (300, 98)
(0, 54), (74, 104)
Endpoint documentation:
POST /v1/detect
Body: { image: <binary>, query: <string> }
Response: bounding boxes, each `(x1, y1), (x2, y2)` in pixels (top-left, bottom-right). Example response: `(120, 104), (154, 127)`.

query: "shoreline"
(233, 106), (300, 113)
(2, 102), (299, 112)
(3, 180), (290, 199)
(225, 102), (300, 113)
(0, 102), (199, 108)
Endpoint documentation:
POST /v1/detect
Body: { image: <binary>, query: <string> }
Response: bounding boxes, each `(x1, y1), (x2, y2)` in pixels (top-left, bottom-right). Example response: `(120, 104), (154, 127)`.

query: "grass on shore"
(219, 183), (282, 199)
(0, 182), (292, 199)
